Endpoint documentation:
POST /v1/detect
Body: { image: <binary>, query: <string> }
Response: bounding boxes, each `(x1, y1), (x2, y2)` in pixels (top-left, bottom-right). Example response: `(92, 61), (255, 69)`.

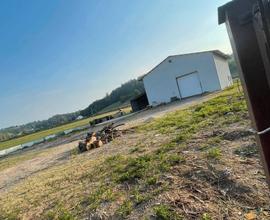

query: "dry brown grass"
(1, 86), (270, 220)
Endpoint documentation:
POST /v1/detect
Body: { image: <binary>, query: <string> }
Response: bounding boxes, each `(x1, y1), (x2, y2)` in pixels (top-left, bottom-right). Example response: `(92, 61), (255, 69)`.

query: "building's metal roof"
(139, 50), (229, 81)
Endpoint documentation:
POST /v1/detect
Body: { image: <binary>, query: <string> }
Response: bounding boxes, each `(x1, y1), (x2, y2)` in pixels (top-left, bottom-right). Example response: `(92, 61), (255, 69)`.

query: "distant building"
(140, 50), (233, 106)
(76, 116), (84, 120)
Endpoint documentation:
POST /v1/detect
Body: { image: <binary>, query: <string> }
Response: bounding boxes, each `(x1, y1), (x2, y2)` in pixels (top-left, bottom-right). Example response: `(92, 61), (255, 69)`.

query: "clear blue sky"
(0, 0), (231, 128)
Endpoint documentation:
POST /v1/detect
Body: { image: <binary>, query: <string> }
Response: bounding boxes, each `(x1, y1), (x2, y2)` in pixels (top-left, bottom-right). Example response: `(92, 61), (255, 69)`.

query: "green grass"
(0, 85), (249, 219)
(129, 146), (145, 154)
(206, 147), (222, 160)
(81, 184), (117, 211)
(44, 206), (76, 220)
(0, 107), (131, 151)
(117, 200), (133, 218)
(153, 204), (182, 220)
(140, 86), (246, 136)
(202, 213), (212, 220)
(98, 101), (130, 114)
(111, 153), (185, 184)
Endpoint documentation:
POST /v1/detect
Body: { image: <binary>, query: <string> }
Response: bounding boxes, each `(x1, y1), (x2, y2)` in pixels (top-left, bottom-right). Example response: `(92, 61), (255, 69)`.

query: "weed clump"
(202, 213), (212, 220)
(115, 153), (185, 183)
(129, 146), (145, 154)
(206, 148), (222, 160)
(116, 155), (151, 182)
(45, 207), (75, 220)
(117, 200), (133, 218)
(85, 185), (116, 211)
(153, 204), (182, 220)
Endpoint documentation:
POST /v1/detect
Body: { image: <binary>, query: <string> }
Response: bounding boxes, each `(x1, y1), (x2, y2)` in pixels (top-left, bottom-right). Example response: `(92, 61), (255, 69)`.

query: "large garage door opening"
(177, 72), (203, 98)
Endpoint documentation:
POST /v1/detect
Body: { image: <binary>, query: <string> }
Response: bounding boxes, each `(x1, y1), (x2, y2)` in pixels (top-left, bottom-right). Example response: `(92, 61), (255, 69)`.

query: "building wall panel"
(213, 54), (233, 89)
(143, 52), (222, 105)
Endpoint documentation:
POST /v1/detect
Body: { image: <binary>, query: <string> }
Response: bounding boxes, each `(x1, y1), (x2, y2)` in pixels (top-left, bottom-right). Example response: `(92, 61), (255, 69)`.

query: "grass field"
(0, 106), (131, 151)
(97, 101), (130, 114)
(1, 85), (269, 219)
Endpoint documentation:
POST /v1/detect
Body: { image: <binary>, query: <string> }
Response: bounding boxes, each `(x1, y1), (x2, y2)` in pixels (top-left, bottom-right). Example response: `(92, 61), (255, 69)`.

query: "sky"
(0, 0), (232, 129)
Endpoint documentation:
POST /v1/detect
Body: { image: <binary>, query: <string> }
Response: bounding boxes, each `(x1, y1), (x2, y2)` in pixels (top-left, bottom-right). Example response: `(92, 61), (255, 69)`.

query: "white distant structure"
(76, 116), (84, 120)
(141, 50), (233, 106)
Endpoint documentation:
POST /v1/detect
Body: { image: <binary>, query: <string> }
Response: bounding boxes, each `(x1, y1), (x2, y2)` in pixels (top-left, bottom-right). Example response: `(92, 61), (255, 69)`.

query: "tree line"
(80, 79), (145, 117)
(0, 79), (145, 142)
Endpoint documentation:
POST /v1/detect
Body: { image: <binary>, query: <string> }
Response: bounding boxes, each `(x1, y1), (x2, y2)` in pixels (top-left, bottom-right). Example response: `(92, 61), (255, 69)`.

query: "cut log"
(78, 123), (125, 153)
(94, 140), (103, 148)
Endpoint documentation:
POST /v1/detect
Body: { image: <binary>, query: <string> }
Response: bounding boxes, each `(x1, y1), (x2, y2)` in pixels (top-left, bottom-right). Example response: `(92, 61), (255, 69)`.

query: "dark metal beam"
(219, 0), (270, 186)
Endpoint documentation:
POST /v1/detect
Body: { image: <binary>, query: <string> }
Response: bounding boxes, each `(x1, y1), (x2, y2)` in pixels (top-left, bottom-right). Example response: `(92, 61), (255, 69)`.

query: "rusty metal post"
(219, 0), (270, 186)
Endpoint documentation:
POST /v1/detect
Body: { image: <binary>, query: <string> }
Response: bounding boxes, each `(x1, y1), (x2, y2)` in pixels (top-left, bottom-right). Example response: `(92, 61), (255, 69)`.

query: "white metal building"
(141, 50), (233, 106)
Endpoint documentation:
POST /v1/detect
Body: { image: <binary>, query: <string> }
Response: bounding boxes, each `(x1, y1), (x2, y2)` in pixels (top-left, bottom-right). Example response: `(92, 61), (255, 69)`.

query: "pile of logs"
(78, 123), (123, 153)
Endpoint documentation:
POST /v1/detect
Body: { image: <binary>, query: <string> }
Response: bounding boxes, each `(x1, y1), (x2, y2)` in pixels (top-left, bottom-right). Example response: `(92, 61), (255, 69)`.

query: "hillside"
(80, 79), (145, 117)
(0, 79), (144, 143)
(0, 112), (81, 142)
(1, 85), (269, 219)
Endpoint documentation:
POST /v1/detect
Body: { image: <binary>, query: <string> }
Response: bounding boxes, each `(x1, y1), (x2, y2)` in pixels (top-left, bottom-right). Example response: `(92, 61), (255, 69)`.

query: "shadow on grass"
(182, 166), (253, 203)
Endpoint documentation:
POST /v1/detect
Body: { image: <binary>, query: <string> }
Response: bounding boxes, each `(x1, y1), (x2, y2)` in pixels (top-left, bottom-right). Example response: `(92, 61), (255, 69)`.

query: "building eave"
(140, 50), (229, 81)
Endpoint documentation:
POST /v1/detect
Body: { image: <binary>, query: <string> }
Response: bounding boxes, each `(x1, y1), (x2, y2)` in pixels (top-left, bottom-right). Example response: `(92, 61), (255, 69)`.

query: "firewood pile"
(78, 123), (124, 153)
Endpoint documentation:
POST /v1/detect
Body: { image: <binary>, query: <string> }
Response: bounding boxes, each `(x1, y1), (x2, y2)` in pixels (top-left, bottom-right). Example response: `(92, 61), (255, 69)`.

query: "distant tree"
(0, 111), (81, 141)
(0, 133), (11, 142)
(81, 79), (145, 117)
(0, 78), (145, 139)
